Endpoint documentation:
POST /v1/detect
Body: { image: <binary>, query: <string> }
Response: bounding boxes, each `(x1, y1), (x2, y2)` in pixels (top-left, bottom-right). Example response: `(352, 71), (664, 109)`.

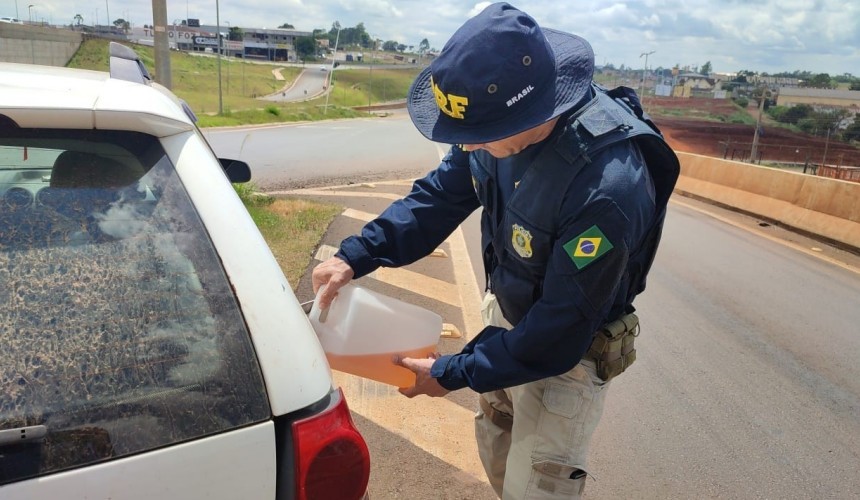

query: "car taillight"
(292, 388), (370, 500)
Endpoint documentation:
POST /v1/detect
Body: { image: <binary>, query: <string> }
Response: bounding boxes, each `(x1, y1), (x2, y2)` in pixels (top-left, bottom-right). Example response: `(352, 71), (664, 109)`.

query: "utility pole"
(821, 127), (831, 168)
(151, 0), (171, 88)
(639, 51), (655, 110)
(215, 0), (222, 115)
(750, 88), (768, 163)
(639, 51), (655, 92)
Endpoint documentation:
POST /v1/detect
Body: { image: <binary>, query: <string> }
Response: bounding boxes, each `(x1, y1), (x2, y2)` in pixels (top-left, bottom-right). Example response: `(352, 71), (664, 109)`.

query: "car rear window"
(0, 129), (270, 485)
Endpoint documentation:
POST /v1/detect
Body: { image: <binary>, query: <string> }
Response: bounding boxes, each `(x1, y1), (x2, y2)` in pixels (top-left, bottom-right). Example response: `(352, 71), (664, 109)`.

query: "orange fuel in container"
(309, 284), (442, 388)
(325, 344), (437, 388)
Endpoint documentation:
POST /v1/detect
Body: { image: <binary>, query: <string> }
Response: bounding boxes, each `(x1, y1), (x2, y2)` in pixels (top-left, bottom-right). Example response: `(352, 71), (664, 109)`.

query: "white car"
(0, 43), (370, 499)
(0, 17), (24, 24)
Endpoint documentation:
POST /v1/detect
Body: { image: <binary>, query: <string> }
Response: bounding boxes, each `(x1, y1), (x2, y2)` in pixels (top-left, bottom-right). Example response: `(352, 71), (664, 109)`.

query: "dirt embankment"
(648, 96), (860, 167)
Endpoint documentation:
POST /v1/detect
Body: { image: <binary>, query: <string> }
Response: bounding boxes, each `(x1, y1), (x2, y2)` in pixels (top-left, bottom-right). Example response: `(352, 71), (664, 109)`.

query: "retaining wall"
(0, 24), (81, 66)
(675, 152), (860, 252)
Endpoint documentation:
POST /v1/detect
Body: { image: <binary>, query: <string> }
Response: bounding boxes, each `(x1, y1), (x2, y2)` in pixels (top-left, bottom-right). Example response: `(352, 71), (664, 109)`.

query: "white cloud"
(22, 0), (858, 75)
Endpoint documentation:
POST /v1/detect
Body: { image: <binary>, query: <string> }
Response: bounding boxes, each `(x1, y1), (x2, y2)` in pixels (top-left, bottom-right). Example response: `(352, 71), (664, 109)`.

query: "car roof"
(0, 61), (195, 137)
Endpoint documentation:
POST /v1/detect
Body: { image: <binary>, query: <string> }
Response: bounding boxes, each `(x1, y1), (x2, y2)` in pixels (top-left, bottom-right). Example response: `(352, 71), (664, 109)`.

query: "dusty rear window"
(0, 129), (269, 485)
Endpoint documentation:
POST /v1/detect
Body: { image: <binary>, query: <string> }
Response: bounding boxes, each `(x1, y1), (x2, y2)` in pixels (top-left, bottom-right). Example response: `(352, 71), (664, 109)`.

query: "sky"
(16, 0), (860, 76)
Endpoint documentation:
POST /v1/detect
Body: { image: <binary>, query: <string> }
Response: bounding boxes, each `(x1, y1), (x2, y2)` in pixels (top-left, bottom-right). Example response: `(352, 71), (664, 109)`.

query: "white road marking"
(289, 180), (489, 486)
(332, 371), (489, 485)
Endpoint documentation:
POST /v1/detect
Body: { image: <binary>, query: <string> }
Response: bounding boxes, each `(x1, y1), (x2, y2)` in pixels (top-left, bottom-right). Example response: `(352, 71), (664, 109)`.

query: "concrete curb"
(676, 152), (860, 253)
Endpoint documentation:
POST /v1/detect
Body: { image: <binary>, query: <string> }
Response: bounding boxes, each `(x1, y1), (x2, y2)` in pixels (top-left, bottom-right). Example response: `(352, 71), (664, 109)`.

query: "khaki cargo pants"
(476, 293), (610, 499)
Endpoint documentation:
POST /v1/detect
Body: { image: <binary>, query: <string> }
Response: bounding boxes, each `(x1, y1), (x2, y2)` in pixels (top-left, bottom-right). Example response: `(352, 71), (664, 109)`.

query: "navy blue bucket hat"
(407, 2), (594, 145)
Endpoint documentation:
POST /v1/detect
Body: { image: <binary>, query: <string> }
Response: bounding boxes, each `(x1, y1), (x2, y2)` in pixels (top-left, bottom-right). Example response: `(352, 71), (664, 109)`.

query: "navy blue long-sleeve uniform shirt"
(336, 130), (656, 394)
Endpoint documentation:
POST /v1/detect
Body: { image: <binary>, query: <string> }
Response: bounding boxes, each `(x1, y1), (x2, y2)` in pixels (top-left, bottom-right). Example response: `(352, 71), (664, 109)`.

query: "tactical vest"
(470, 85), (680, 325)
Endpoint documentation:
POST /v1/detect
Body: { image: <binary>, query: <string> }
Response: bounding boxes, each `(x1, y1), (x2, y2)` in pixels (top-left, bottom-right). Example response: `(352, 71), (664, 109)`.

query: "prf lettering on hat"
(432, 76), (469, 119)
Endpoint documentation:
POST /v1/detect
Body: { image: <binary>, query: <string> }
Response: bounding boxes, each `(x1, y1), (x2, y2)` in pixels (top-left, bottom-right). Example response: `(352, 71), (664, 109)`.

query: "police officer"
(312, 3), (679, 498)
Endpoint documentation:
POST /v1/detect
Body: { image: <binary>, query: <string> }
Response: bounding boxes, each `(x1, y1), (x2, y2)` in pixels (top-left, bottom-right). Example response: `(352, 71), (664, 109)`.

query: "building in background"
(128, 22), (310, 62)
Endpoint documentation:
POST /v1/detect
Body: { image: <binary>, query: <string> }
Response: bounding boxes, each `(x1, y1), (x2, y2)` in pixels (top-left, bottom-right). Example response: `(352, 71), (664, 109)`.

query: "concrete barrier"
(0, 23), (81, 66)
(675, 152), (860, 252)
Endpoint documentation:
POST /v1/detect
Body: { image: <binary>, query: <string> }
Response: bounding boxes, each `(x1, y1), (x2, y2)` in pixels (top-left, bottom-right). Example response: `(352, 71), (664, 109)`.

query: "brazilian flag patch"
(562, 225), (614, 270)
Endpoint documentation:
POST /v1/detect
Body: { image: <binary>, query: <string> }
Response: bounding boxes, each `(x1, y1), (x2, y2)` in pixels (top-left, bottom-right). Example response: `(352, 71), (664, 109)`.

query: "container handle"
(312, 284), (333, 323)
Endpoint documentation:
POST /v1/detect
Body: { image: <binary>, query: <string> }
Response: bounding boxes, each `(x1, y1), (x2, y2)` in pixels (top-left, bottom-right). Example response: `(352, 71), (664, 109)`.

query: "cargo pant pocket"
(526, 460), (588, 498)
(522, 365), (607, 498)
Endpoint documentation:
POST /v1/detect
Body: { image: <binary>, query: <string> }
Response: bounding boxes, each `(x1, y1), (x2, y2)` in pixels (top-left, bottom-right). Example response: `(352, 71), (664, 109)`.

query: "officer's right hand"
(312, 256), (355, 309)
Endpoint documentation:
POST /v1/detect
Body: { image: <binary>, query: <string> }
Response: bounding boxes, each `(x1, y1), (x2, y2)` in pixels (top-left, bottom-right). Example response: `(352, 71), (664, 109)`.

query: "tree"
(73, 14), (83, 26)
(769, 103), (813, 124)
(327, 22), (369, 47)
(842, 119), (860, 143)
(801, 73), (833, 89)
(735, 69), (755, 83)
(418, 38), (430, 54)
(850, 81), (860, 91)
(382, 40), (399, 51)
(278, 23), (294, 29)
(295, 36), (316, 59)
(700, 61), (712, 76)
(112, 18), (130, 33)
(796, 108), (850, 136)
(228, 26), (243, 41)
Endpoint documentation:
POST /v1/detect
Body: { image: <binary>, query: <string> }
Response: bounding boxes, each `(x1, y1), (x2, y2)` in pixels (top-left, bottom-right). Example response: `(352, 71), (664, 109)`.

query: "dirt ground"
(646, 96), (860, 168)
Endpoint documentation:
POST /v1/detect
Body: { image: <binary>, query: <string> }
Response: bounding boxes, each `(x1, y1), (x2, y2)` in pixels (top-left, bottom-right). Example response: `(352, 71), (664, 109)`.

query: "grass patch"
(727, 111), (756, 125)
(67, 39), (421, 125)
(235, 184), (341, 287)
(329, 68), (421, 107)
(67, 39), (300, 113)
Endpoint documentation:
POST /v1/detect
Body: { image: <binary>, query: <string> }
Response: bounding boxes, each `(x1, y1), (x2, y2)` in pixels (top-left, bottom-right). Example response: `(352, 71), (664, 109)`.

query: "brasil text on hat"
(407, 2), (595, 145)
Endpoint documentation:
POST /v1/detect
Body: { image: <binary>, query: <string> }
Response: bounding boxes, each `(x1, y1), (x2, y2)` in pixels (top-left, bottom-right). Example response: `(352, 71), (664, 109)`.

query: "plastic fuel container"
(308, 283), (442, 388)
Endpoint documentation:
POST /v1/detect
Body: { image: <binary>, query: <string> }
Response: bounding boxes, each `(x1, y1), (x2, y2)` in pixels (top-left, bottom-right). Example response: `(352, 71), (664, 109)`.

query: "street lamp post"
(224, 21), (231, 94)
(368, 37), (376, 107)
(28, 4), (34, 24)
(323, 26), (341, 114)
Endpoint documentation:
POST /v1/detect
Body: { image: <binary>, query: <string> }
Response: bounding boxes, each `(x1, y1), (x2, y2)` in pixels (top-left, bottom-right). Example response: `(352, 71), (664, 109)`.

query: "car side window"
(0, 130), (270, 485)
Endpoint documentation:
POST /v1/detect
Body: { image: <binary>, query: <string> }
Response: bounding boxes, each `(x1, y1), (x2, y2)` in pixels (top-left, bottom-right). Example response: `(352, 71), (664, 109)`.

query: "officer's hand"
(395, 354), (450, 398)
(312, 256), (355, 309)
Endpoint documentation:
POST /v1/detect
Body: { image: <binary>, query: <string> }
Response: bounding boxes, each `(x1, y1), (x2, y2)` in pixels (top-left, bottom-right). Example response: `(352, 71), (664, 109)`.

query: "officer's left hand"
(394, 354), (450, 398)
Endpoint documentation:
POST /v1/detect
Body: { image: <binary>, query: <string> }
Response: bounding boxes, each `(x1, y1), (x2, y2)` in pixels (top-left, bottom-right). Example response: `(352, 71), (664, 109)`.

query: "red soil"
(647, 96), (860, 167)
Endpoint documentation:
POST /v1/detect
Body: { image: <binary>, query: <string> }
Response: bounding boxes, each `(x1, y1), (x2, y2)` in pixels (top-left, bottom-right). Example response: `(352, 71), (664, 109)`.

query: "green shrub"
(728, 112), (755, 124)
(265, 105), (281, 116)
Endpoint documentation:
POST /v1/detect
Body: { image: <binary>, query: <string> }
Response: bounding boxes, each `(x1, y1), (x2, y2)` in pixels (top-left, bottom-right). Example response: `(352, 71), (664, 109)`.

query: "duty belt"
(479, 394), (513, 433)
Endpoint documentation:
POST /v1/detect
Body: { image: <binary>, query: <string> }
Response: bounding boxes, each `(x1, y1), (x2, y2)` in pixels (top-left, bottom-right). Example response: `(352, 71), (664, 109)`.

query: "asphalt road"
(259, 67), (329, 102)
(204, 113), (438, 190)
(206, 117), (860, 499)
